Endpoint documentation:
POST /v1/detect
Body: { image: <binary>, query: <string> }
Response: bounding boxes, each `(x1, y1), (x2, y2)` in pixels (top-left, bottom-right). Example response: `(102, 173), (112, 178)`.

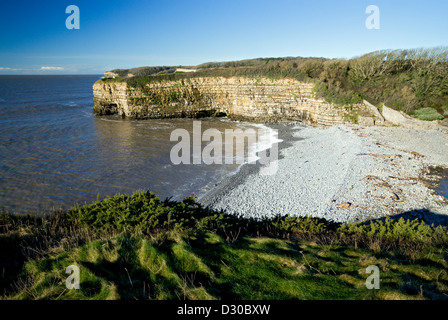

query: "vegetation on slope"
(110, 66), (180, 77)
(1, 190), (448, 300)
(105, 47), (448, 120)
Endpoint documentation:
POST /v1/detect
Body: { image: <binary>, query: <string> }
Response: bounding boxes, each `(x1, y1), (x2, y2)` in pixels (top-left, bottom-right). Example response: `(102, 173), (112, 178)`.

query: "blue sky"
(0, 0), (447, 74)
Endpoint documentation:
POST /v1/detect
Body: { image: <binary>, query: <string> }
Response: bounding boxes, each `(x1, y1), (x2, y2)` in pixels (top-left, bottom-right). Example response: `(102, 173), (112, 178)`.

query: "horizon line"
(0, 73), (103, 76)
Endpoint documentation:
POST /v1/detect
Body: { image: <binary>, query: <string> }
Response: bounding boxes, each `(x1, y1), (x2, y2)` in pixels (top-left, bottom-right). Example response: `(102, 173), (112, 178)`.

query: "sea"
(0, 75), (277, 214)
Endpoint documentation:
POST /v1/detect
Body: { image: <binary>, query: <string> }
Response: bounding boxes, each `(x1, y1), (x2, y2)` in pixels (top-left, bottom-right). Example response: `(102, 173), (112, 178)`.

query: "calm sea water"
(0, 75), (267, 214)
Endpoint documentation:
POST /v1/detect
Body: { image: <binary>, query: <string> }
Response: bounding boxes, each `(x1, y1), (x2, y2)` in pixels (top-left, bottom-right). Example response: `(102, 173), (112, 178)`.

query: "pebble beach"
(199, 123), (448, 226)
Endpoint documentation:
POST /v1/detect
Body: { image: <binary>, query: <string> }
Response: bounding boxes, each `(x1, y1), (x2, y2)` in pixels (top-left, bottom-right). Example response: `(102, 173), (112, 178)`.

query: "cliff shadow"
(367, 208), (448, 228)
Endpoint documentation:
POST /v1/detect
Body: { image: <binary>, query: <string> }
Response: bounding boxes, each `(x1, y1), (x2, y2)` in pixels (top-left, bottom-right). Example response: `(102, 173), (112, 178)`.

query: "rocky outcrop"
(93, 76), (374, 126)
(104, 71), (119, 78)
(381, 104), (441, 130)
(362, 100), (385, 125)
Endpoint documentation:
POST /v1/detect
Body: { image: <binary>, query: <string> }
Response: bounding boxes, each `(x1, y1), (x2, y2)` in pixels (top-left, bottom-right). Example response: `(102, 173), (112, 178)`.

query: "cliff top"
(100, 47), (448, 121)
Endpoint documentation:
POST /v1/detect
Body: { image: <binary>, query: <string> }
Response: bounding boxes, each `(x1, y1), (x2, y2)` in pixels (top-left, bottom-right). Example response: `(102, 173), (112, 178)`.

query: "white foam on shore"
(228, 123), (283, 164)
(251, 124), (283, 163)
(196, 121), (283, 201)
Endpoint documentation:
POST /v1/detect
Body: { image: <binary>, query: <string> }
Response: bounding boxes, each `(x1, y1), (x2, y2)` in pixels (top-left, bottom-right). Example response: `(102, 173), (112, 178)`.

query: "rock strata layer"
(93, 77), (370, 126)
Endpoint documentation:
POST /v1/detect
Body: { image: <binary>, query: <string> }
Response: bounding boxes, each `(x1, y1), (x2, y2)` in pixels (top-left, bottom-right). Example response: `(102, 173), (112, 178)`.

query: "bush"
(68, 190), (216, 233)
(67, 190), (448, 246)
(414, 107), (444, 121)
(271, 216), (331, 235)
(338, 217), (448, 244)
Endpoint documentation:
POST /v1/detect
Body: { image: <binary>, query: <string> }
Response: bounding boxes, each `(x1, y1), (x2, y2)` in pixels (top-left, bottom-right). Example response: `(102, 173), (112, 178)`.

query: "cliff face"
(93, 76), (366, 126)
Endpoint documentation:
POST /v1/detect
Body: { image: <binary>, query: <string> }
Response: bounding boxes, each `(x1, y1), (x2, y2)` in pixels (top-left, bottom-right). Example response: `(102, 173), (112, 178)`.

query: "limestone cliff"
(93, 76), (374, 126)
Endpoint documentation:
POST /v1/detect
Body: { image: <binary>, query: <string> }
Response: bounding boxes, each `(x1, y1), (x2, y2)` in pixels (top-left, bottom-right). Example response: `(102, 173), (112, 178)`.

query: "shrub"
(67, 190), (448, 246)
(338, 217), (448, 244)
(271, 216), (331, 235)
(68, 190), (217, 234)
(414, 107), (444, 121)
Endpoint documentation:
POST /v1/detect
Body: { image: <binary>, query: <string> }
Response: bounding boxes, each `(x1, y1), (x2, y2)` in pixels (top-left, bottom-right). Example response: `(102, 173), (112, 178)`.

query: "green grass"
(100, 77), (121, 82)
(6, 233), (448, 300)
(1, 190), (448, 300)
(414, 107), (444, 121)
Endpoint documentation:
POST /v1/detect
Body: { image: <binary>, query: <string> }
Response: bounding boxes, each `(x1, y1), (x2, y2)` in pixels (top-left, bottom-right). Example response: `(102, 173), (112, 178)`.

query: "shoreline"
(197, 122), (303, 208)
(198, 123), (448, 226)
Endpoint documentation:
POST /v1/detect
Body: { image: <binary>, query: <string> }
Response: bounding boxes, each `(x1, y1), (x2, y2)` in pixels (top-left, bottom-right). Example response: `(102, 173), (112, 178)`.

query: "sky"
(0, 0), (447, 74)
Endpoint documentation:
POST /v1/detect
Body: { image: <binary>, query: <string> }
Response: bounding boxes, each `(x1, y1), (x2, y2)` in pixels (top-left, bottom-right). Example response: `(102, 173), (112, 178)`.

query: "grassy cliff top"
(103, 47), (448, 119)
(2, 189), (448, 300)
